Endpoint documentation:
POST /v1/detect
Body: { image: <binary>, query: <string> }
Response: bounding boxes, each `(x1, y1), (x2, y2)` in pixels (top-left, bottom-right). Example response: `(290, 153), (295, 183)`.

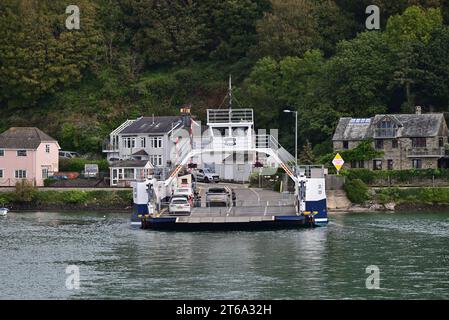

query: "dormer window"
(375, 119), (397, 138)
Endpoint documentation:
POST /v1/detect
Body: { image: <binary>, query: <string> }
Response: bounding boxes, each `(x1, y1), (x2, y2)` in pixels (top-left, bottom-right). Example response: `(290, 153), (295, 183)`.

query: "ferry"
(130, 78), (328, 230)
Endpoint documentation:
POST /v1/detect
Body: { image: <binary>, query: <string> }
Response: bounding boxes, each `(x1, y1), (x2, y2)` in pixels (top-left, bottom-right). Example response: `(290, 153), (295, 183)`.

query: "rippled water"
(1, 211), (449, 299)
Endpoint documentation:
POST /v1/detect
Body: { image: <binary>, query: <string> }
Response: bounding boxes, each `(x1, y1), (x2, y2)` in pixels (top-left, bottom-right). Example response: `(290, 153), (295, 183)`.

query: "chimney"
(180, 104), (192, 128)
(415, 106), (422, 115)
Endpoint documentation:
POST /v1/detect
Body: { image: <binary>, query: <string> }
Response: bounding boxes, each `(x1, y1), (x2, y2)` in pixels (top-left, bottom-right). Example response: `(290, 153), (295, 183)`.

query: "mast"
(228, 74), (232, 110)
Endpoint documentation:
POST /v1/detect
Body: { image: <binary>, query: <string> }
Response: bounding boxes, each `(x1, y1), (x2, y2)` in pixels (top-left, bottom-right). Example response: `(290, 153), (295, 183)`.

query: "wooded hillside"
(1, 0), (449, 158)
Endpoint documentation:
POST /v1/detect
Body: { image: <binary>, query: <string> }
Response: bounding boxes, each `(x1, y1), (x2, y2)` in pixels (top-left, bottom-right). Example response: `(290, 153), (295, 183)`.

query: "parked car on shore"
(206, 187), (231, 207)
(193, 168), (219, 183)
(169, 197), (192, 215)
(59, 151), (80, 159)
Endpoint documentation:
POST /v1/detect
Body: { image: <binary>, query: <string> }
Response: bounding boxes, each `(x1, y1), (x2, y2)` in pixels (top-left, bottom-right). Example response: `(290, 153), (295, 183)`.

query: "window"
(412, 159), (422, 169)
(17, 150), (27, 156)
(375, 139), (384, 149)
(392, 139), (398, 149)
(350, 160), (365, 168)
(140, 137), (146, 148)
(411, 137), (426, 148)
(150, 137), (163, 148)
(439, 137), (444, 148)
(375, 119), (397, 137)
(149, 155), (163, 167)
(373, 160), (382, 170)
(0, 149), (4, 156)
(387, 160), (393, 170)
(45, 144), (50, 153)
(0, 169), (3, 178)
(122, 137), (136, 149)
(42, 168), (49, 179)
(15, 170), (27, 179)
(342, 141), (349, 149)
(124, 168), (134, 179)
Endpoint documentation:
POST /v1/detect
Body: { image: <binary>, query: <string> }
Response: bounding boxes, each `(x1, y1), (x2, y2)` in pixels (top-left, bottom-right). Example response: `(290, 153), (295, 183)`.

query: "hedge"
(59, 158), (109, 172)
(341, 168), (449, 184)
(0, 188), (132, 206)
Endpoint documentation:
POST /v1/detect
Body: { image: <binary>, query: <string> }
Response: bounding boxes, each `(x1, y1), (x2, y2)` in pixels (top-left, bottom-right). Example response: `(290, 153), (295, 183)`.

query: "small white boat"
(0, 208), (9, 216)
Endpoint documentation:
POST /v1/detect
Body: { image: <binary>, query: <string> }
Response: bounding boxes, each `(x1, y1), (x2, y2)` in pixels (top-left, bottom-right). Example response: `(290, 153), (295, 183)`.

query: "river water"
(1, 211), (449, 299)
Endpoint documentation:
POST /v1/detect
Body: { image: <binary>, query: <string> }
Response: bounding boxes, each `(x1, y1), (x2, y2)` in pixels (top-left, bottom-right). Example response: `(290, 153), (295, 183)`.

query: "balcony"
(406, 147), (446, 158)
(102, 141), (119, 152)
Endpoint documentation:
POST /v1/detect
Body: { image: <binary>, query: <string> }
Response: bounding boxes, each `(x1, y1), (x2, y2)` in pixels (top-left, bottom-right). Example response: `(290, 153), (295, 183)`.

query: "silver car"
(205, 187), (231, 207)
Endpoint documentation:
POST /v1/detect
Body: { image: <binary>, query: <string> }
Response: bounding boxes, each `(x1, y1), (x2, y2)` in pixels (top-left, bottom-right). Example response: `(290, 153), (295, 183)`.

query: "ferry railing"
(207, 109), (254, 124)
(159, 199), (296, 217)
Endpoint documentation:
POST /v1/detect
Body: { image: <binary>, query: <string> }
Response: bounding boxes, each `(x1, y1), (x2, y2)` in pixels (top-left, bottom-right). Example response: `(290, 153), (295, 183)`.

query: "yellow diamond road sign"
(332, 153), (344, 172)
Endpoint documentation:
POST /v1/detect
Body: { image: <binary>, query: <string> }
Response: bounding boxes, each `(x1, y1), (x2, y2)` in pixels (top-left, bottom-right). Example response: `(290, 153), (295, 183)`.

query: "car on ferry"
(169, 197), (192, 215)
(173, 187), (194, 205)
(206, 187), (231, 207)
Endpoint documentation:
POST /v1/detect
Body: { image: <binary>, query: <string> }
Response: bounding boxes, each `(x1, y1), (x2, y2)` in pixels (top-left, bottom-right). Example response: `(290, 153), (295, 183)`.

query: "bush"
(344, 179), (369, 204)
(44, 179), (57, 187)
(13, 180), (37, 202)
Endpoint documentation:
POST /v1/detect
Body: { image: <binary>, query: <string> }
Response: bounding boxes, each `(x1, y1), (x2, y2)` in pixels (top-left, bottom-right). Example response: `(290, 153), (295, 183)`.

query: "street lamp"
(283, 109), (298, 167)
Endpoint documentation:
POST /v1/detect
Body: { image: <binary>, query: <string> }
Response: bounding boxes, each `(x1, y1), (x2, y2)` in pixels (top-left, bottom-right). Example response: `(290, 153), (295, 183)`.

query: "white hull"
(0, 208), (9, 216)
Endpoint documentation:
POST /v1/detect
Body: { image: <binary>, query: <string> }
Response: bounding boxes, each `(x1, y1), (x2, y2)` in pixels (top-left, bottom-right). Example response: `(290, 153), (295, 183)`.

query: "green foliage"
(344, 179), (369, 204)
(43, 179), (57, 187)
(13, 180), (37, 203)
(0, 189), (133, 206)
(0, 0), (103, 106)
(59, 158), (109, 172)
(375, 187), (449, 205)
(299, 140), (316, 165)
(2, 1), (449, 160)
(386, 6), (443, 47)
(342, 168), (449, 184)
(319, 140), (383, 168)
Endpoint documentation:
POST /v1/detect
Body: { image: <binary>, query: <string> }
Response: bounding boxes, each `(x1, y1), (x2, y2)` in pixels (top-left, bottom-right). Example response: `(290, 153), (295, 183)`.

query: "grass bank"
(0, 188), (133, 212)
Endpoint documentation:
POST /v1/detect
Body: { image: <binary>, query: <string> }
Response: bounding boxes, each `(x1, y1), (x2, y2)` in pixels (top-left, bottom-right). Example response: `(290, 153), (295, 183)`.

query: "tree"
(386, 6), (444, 110)
(414, 26), (449, 108)
(299, 140), (316, 164)
(120, 0), (207, 67)
(0, 0), (103, 107)
(255, 0), (319, 59)
(326, 31), (394, 116)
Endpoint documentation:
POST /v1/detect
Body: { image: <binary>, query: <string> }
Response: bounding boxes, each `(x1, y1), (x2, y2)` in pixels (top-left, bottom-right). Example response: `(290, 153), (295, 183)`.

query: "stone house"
(332, 110), (449, 170)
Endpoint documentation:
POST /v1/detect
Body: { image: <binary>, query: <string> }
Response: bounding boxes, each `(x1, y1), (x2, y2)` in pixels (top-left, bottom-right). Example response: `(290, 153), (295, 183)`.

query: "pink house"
(0, 127), (60, 187)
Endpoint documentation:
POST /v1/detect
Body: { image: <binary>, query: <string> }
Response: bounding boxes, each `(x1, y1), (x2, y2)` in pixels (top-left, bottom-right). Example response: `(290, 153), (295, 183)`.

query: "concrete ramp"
(327, 190), (352, 210)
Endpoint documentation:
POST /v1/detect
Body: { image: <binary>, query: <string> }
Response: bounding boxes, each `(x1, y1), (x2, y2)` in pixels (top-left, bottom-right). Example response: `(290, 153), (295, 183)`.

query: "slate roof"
(120, 116), (183, 135)
(109, 160), (153, 168)
(333, 113), (446, 141)
(0, 127), (57, 149)
(132, 149), (149, 156)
